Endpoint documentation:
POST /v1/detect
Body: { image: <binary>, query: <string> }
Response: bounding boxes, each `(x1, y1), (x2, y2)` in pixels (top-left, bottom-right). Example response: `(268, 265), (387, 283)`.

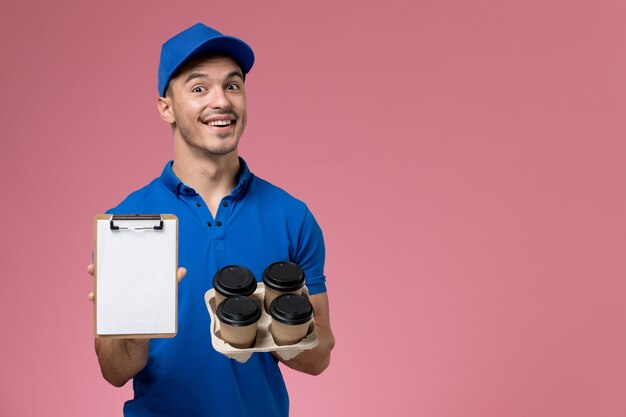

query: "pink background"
(1, 1), (625, 416)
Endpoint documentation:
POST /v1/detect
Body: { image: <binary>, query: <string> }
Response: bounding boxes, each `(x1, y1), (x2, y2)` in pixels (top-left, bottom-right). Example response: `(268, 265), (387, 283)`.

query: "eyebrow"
(184, 72), (208, 84)
(184, 70), (244, 85)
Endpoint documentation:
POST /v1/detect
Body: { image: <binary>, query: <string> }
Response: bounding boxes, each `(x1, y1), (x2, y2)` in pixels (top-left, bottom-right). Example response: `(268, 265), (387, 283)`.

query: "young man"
(87, 23), (335, 416)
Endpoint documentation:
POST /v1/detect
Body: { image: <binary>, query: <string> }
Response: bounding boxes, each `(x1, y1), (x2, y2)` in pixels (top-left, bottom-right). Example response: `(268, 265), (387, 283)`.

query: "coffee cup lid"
(262, 261), (305, 292)
(213, 265), (257, 297)
(269, 294), (314, 325)
(216, 296), (262, 327)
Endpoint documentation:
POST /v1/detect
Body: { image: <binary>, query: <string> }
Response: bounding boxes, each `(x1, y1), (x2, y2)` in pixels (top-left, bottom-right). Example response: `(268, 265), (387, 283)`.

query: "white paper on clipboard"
(94, 214), (178, 337)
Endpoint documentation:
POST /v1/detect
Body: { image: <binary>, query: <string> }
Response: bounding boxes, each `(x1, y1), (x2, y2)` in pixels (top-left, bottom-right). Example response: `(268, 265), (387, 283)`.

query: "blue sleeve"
(294, 206), (327, 295)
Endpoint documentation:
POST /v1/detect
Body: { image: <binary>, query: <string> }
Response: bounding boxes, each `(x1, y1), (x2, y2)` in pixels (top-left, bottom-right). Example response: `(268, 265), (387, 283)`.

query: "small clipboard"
(93, 214), (178, 338)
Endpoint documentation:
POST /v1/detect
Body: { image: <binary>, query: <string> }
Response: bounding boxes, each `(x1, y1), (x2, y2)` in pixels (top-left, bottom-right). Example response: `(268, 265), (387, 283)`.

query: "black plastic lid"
(262, 261), (306, 292)
(213, 265), (257, 297)
(216, 296), (262, 327)
(269, 294), (314, 325)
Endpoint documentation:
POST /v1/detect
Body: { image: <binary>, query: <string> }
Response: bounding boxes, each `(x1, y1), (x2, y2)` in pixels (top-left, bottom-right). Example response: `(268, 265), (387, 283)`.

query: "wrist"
(122, 338), (150, 359)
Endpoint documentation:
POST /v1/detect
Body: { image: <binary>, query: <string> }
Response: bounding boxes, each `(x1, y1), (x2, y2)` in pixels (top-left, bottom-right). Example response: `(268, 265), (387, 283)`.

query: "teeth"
(208, 120), (232, 126)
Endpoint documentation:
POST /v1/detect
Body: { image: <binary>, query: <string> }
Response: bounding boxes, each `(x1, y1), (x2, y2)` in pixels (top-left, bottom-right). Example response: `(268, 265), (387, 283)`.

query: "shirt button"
(196, 202), (201, 207)
(223, 202), (228, 207)
(207, 222), (212, 227)
(216, 221), (222, 227)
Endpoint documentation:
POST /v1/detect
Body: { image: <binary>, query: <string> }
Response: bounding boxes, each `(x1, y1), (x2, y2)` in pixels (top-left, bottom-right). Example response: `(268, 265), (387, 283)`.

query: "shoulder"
(248, 175), (309, 215)
(247, 174), (323, 246)
(106, 177), (167, 214)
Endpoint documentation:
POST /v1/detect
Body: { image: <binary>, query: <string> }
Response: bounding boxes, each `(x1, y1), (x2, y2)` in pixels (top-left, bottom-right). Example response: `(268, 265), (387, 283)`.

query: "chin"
(206, 142), (239, 156)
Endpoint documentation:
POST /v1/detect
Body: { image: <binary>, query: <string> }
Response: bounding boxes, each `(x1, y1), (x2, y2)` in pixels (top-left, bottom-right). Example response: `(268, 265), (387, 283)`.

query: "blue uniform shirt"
(107, 158), (326, 417)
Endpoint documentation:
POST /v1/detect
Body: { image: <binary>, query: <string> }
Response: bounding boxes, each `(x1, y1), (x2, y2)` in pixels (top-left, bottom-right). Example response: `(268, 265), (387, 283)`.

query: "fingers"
(87, 264), (95, 302)
(177, 267), (187, 282)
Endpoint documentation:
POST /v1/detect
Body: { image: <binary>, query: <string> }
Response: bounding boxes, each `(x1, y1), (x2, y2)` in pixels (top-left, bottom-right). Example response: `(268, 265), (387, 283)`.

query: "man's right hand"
(86, 263), (187, 386)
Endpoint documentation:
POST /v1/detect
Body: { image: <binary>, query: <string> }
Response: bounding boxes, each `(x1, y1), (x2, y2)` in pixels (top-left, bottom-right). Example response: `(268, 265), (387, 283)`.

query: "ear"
(157, 96), (175, 124)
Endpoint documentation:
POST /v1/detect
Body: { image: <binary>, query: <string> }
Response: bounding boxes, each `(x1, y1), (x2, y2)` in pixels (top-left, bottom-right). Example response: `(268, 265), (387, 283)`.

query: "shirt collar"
(231, 157), (252, 197)
(160, 157), (253, 197)
(160, 161), (183, 194)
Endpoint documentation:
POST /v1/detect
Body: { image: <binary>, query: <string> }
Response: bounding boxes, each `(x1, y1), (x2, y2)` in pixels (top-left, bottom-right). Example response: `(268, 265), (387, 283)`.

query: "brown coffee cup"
(216, 296), (262, 349)
(262, 261), (305, 311)
(213, 265), (257, 307)
(269, 294), (314, 346)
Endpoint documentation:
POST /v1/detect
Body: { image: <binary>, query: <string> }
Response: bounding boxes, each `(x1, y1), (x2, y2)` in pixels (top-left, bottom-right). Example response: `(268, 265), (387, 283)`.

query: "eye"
(191, 85), (206, 93)
(226, 83), (240, 91)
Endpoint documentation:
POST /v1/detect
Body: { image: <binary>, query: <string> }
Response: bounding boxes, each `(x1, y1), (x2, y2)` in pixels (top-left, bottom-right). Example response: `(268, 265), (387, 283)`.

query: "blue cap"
(158, 23), (255, 97)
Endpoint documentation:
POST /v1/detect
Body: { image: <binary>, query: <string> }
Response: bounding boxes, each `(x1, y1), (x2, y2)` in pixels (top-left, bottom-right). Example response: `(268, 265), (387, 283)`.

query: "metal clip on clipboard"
(110, 214), (164, 231)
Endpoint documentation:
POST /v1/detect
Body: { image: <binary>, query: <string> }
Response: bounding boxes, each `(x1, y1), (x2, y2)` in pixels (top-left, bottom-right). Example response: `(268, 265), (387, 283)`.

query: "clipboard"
(93, 214), (178, 338)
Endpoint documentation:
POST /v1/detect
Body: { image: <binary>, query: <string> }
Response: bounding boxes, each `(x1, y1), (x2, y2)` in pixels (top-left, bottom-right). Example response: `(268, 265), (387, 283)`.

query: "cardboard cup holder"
(205, 283), (318, 363)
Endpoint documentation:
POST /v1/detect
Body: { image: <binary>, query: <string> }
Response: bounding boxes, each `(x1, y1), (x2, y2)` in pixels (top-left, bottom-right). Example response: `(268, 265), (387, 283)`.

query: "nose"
(208, 87), (229, 109)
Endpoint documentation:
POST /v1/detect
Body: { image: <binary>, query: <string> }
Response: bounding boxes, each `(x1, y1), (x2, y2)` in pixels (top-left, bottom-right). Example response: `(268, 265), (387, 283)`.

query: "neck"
(172, 138), (240, 204)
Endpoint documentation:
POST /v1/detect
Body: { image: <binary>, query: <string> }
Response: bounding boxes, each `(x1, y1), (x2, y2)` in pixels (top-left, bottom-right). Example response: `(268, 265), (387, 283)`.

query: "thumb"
(177, 267), (187, 282)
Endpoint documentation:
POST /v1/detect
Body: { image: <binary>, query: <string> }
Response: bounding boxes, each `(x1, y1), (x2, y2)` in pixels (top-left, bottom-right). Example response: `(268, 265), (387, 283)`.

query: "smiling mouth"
(207, 120), (233, 127)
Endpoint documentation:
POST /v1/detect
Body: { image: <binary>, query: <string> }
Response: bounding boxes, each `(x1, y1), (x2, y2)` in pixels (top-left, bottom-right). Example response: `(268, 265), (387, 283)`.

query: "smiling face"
(159, 55), (247, 157)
